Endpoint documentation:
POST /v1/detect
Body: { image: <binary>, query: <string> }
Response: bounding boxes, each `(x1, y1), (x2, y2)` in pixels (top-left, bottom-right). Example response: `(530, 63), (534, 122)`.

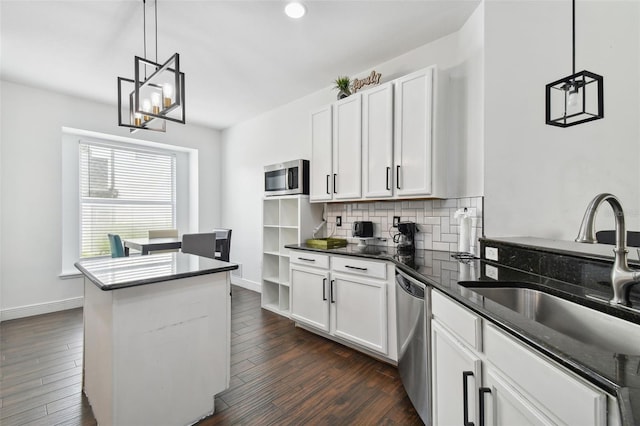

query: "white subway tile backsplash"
(324, 196), (483, 254)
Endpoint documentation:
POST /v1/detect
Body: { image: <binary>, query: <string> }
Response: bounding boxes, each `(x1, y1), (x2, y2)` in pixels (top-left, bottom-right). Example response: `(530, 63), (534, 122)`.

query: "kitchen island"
(75, 253), (238, 426)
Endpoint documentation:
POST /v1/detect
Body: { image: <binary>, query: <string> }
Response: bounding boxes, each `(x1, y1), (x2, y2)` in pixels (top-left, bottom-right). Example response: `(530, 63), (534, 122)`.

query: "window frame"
(61, 127), (198, 277)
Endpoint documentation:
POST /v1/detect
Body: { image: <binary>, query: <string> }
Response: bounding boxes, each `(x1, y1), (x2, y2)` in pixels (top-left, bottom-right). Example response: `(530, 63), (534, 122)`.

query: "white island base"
(82, 272), (230, 426)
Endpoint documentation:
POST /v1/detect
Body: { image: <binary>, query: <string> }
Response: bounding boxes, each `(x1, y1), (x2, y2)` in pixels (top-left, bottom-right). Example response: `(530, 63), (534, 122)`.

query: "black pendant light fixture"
(118, 0), (185, 132)
(545, 0), (603, 127)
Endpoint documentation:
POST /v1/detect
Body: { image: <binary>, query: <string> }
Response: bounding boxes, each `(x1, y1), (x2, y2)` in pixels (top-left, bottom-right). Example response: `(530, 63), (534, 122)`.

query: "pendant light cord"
(155, 0), (158, 63)
(572, 0), (576, 75)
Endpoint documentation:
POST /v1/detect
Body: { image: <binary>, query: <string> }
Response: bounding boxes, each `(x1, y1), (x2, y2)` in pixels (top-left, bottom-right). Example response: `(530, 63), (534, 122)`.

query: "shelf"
(263, 276), (280, 284)
(263, 225), (281, 228)
(280, 280), (290, 287)
(263, 251), (280, 257)
(262, 302), (280, 314)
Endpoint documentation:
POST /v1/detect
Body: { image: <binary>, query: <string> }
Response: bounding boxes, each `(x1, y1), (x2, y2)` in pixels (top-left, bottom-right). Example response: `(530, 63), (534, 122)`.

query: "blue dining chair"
(108, 233), (126, 258)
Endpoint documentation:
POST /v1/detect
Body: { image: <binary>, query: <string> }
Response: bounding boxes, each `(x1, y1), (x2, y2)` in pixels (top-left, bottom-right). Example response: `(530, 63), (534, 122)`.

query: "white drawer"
(484, 322), (606, 425)
(289, 251), (330, 269)
(431, 289), (482, 351)
(331, 256), (387, 280)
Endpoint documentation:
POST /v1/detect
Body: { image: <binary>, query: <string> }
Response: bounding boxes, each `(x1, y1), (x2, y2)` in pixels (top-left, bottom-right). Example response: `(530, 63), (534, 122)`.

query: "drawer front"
(290, 251), (330, 269)
(331, 256), (387, 280)
(484, 323), (606, 426)
(431, 290), (482, 351)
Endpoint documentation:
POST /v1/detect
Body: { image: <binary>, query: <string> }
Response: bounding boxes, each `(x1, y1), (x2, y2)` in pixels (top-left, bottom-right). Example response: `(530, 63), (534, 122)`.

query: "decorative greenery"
(333, 76), (352, 93)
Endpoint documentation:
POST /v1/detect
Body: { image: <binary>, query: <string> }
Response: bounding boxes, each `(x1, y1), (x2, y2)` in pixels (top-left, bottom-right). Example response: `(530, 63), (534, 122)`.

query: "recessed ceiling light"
(285, 2), (306, 19)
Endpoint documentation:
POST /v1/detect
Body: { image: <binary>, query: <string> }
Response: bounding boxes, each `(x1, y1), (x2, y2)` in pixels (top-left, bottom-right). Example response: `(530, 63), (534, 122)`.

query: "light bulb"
(285, 2), (306, 19)
(142, 99), (151, 121)
(151, 92), (162, 113)
(163, 83), (174, 107)
(133, 112), (142, 127)
(567, 90), (578, 108)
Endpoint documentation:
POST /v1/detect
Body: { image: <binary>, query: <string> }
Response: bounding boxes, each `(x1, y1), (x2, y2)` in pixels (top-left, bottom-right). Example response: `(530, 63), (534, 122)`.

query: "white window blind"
(79, 141), (176, 258)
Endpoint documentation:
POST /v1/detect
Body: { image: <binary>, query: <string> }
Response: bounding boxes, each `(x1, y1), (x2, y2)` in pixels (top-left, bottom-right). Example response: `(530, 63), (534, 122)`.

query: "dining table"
(122, 236), (182, 256)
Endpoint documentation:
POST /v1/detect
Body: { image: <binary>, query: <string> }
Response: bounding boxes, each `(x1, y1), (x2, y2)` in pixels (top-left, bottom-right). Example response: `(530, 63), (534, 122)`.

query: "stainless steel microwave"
(264, 159), (309, 197)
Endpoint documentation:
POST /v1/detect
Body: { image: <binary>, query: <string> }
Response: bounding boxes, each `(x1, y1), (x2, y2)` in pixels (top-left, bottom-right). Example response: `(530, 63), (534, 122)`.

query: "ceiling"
(0, 1), (480, 130)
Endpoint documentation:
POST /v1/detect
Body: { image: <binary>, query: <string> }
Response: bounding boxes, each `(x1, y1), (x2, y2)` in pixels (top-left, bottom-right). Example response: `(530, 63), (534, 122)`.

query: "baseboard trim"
(230, 276), (261, 293)
(1, 297), (84, 322)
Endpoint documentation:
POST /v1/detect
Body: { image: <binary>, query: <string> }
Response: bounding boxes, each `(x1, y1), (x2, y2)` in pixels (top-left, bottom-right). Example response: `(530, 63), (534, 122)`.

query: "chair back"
(148, 229), (179, 239)
(108, 233), (125, 258)
(182, 232), (217, 258)
(213, 228), (232, 262)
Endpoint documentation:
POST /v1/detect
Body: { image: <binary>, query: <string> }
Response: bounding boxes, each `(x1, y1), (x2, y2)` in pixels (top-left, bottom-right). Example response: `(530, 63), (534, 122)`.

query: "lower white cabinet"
(431, 320), (481, 426)
(289, 250), (395, 360)
(431, 289), (614, 426)
(331, 271), (387, 354)
(290, 265), (330, 331)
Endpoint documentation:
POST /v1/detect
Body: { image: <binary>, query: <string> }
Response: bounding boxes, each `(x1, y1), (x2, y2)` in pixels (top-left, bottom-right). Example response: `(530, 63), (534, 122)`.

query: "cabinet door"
(362, 82), (394, 198)
(330, 272), (387, 354)
(394, 67), (434, 197)
(482, 366), (554, 426)
(290, 265), (330, 332)
(432, 320), (482, 426)
(332, 95), (362, 200)
(310, 106), (333, 201)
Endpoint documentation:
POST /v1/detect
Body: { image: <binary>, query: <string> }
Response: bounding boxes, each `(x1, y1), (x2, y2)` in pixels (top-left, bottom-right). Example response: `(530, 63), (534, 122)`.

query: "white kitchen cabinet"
(310, 65), (448, 203)
(310, 105), (333, 202)
(431, 289), (612, 426)
(261, 196), (323, 317)
(289, 250), (396, 360)
(362, 82), (394, 198)
(331, 272), (387, 354)
(483, 366), (555, 426)
(290, 263), (330, 332)
(394, 66), (437, 197)
(431, 318), (482, 426)
(332, 94), (362, 200)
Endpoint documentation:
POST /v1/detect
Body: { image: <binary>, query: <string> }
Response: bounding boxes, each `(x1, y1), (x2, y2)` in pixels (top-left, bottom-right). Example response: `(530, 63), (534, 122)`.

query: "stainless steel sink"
(467, 286), (640, 355)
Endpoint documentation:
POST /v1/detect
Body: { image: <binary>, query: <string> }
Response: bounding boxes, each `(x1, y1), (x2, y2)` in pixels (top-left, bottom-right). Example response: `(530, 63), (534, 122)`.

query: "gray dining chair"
(181, 232), (217, 258)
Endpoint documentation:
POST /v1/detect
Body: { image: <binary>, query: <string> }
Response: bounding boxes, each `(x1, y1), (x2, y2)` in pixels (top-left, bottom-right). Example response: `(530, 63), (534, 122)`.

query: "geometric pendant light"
(545, 0), (603, 127)
(118, 0), (185, 132)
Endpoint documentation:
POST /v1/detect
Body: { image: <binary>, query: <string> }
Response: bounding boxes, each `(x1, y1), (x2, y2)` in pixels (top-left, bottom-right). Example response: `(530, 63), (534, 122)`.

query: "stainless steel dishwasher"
(396, 268), (431, 425)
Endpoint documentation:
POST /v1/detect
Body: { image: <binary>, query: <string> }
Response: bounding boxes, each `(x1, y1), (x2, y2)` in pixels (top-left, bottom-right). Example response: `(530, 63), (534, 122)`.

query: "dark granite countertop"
(75, 252), (238, 290)
(286, 243), (640, 425)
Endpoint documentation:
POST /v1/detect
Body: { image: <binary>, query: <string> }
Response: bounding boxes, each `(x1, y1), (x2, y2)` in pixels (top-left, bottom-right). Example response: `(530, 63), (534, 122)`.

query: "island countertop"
(75, 252), (238, 290)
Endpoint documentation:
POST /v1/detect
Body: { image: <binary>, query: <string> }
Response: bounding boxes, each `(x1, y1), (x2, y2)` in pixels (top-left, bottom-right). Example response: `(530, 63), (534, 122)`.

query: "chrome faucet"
(576, 193), (640, 306)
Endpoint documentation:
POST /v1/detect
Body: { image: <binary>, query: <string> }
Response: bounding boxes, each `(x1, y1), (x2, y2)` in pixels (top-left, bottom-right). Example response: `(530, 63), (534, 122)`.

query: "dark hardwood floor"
(1, 286), (421, 425)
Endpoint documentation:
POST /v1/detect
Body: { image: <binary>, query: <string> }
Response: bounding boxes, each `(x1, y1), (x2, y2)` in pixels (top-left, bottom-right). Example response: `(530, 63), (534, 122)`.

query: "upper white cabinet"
(310, 65), (446, 202)
(332, 94), (362, 200)
(362, 82), (394, 198)
(310, 106), (333, 202)
(394, 66), (437, 197)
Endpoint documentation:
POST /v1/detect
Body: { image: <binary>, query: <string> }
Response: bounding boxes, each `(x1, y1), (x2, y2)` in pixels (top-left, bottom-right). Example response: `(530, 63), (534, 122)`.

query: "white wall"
(484, 1), (640, 240)
(221, 8), (485, 289)
(0, 80), (222, 320)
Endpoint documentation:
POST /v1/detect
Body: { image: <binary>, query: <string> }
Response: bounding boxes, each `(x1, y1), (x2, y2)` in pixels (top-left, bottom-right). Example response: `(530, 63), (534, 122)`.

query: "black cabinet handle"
(396, 165), (401, 189)
(326, 174), (330, 194)
(330, 279), (335, 303)
(345, 265), (368, 271)
(463, 371), (475, 426)
(298, 257), (315, 262)
(479, 387), (491, 426)
(386, 166), (391, 190)
(322, 278), (327, 301)
(333, 174), (337, 193)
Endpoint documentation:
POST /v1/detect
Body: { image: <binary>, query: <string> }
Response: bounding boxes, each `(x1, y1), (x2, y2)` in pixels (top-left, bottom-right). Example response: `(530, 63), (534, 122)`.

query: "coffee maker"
(394, 222), (416, 252)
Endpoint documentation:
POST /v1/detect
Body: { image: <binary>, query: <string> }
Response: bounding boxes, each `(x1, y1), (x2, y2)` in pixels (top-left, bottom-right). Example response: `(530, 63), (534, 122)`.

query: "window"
(79, 142), (176, 258)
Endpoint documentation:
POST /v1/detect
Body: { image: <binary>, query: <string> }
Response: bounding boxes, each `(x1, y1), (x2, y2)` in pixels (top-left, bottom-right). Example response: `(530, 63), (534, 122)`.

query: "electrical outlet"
(336, 216), (342, 227)
(393, 216), (401, 227)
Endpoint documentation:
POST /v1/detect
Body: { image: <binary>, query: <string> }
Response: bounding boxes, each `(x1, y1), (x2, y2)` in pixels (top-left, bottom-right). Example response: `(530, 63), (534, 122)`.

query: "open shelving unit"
(261, 195), (323, 317)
